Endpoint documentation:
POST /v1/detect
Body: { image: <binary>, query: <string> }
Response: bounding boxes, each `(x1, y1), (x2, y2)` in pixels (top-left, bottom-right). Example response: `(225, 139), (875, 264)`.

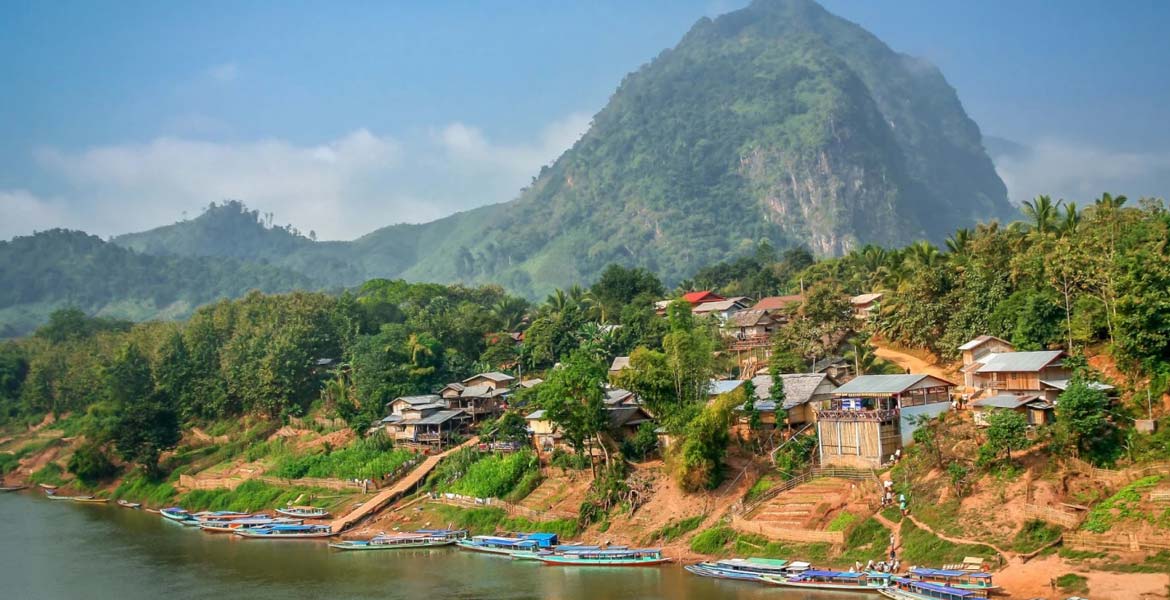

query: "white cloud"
(206, 62), (239, 83)
(14, 112), (592, 241)
(0, 190), (71, 240)
(993, 138), (1170, 204)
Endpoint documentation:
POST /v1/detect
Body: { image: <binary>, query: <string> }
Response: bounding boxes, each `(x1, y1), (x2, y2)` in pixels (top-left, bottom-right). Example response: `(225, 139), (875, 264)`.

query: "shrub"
(1082, 475), (1163, 533)
(1011, 519), (1062, 553)
(67, 444), (118, 484)
(30, 462), (65, 487)
(1055, 573), (1089, 594)
(180, 480), (335, 513)
(503, 469), (544, 504)
(113, 471), (177, 505)
(0, 452), (18, 475)
(272, 434), (414, 481)
(620, 422), (659, 461)
(899, 520), (997, 565)
(827, 511), (858, 532)
(550, 448), (590, 471)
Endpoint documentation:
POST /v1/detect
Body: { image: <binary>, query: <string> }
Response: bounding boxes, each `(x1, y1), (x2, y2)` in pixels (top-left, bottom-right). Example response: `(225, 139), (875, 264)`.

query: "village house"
(811, 355), (855, 382)
(725, 309), (777, 344)
(970, 393), (1054, 427)
(609, 356), (631, 376)
(655, 290), (726, 314)
(384, 394), (447, 416)
(733, 373), (837, 432)
(749, 294), (804, 324)
(962, 348), (1070, 399)
(958, 335), (1016, 365)
(380, 401), (470, 448)
(438, 372), (515, 421)
(525, 404), (654, 457)
(850, 293), (883, 320)
(816, 374), (954, 468)
(692, 297), (749, 321)
(604, 388), (640, 407)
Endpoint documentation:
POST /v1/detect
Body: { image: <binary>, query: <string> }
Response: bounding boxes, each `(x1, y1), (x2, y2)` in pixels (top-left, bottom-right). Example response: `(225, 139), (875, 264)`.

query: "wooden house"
(605, 406), (655, 440)
(692, 298), (749, 321)
(462, 371), (516, 390)
(850, 293), (883, 320)
(656, 291), (726, 315)
(971, 394), (1054, 427)
(434, 372), (515, 421)
(726, 310), (777, 347)
(609, 356), (631, 376)
(963, 350), (1069, 396)
(734, 373), (836, 430)
(384, 394), (446, 416)
(525, 409), (560, 455)
(817, 374), (954, 468)
(381, 404), (470, 448)
(958, 336), (1015, 374)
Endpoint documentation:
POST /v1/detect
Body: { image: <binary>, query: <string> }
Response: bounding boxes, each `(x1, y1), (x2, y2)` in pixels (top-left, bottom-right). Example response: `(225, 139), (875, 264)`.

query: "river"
(0, 492), (869, 600)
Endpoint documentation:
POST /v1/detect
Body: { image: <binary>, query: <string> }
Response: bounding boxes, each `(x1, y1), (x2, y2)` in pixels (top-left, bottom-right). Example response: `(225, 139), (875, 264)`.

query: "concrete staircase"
(746, 477), (854, 530)
(518, 478), (567, 513)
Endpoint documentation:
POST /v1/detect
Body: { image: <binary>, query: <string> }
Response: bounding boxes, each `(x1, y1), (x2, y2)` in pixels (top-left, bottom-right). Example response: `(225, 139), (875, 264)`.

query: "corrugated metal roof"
(972, 394), (1036, 409)
(833, 374), (944, 395)
(975, 351), (1064, 373)
(463, 371), (515, 383)
(708, 379), (746, 396)
(525, 410), (546, 420)
(751, 295), (804, 312)
(391, 394), (442, 406)
(746, 373), (832, 409)
(957, 335), (1010, 351)
(683, 290), (723, 304)
(850, 293), (883, 305)
(1040, 379), (1115, 392)
(728, 309), (771, 328)
(413, 410), (468, 425)
(693, 299), (745, 313)
(610, 356), (631, 371)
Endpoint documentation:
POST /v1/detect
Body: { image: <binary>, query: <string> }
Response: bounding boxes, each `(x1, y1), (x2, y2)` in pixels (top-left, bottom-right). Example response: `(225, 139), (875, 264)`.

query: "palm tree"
(1021, 195), (1063, 236)
(1094, 192), (1127, 211)
(1059, 202), (1081, 236)
(945, 228), (972, 256)
(405, 333), (433, 367)
(545, 288), (569, 314)
(492, 297), (528, 332)
(905, 240), (942, 270)
(845, 336), (901, 375)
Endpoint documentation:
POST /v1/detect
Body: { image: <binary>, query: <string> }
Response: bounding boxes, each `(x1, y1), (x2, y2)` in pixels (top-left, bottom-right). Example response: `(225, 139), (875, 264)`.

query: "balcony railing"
(815, 408), (899, 422)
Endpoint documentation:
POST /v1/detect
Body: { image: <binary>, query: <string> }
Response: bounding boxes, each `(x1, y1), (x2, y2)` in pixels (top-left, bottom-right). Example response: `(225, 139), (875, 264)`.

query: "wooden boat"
(274, 506), (330, 519)
(763, 569), (892, 593)
(161, 507), (199, 526)
(906, 568), (997, 594)
(199, 517), (301, 533)
(38, 483), (58, 490)
(511, 544), (629, 561)
(0, 485), (27, 492)
(880, 577), (984, 600)
(116, 500), (141, 509)
(455, 534), (556, 556)
(193, 510), (250, 520)
(234, 523), (334, 539)
(329, 530), (464, 551)
(685, 557), (812, 581)
(45, 490), (74, 501)
(533, 548), (672, 567)
(72, 496), (109, 504)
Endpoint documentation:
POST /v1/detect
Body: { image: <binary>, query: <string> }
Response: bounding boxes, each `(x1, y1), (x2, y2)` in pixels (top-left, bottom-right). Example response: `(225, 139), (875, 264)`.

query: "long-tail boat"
(274, 506), (330, 519)
(532, 548), (672, 567)
(456, 533), (559, 556)
(199, 516), (302, 533)
(234, 523), (334, 539)
(763, 569), (892, 592)
(906, 568), (997, 594)
(685, 557), (811, 581)
(72, 496), (109, 504)
(161, 507), (199, 526)
(44, 490), (74, 501)
(329, 529), (466, 551)
(0, 484), (27, 492)
(880, 577), (984, 600)
(116, 500), (141, 509)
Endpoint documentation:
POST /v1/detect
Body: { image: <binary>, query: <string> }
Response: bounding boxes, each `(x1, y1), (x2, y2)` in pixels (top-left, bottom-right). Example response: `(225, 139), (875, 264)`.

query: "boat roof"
(520, 532), (559, 543)
(564, 548), (660, 555)
(719, 557), (787, 567)
(799, 570), (862, 578)
(266, 524), (326, 531)
(416, 528), (465, 535)
(911, 568), (992, 578)
(895, 577), (981, 597)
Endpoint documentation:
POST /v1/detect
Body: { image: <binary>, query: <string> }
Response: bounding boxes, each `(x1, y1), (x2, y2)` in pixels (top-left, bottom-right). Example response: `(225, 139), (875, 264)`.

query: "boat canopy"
(797, 570), (863, 579)
(520, 532), (559, 547)
(895, 577), (982, 598)
(911, 568), (992, 579)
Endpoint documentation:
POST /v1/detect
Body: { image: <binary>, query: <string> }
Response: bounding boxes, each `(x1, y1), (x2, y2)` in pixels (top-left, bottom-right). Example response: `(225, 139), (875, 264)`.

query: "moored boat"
(38, 483), (58, 490)
(906, 568), (997, 594)
(234, 523), (334, 539)
(274, 506), (330, 519)
(456, 533), (559, 556)
(763, 569), (892, 593)
(329, 530), (465, 551)
(161, 507), (199, 526)
(880, 577), (984, 599)
(116, 499), (141, 509)
(72, 496), (109, 504)
(685, 557), (811, 582)
(533, 548), (671, 567)
(199, 517), (301, 533)
(0, 485), (27, 492)
(45, 490), (74, 501)
(510, 544), (628, 561)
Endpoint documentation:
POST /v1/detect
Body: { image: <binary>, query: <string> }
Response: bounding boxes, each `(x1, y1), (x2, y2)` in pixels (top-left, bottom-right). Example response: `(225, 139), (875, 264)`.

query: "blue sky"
(2, 0), (1169, 240)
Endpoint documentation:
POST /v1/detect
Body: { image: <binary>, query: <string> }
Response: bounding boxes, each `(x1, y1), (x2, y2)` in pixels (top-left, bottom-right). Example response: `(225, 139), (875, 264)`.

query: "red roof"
(682, 291), (724, 305)
(752, 295), (804, 312)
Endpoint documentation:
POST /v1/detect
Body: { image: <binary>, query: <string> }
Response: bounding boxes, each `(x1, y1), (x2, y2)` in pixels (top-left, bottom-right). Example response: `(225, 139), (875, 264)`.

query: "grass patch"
(444, 450), (539, 499)
(744, 474), (779, 504)
(839, 518), (891, 564)
(732, 533), (833, 562)
(179, 480), (339, 513)
(0, 452), (18, 475)
(880, 506), (903, 523)
(1082, 475), (1163, 533)
(827, 511), (858, 532)
(910, 498), (964, 537)
(899, 519), (997, 566)
(646, 515), (705, 544)
(689, 526), (737, 554)
(271, 435), (415, 481)
(29, 462), (65, 487)
(1055, 573), (1089, 595)
(1011, 519), (1062, 553)
(431, 505), (579, 538)
(1059, 547), (1108, 560)
(113, 471), (177, 506)
(1102, 550), (1170, 573)
(503, 469), (544, 504)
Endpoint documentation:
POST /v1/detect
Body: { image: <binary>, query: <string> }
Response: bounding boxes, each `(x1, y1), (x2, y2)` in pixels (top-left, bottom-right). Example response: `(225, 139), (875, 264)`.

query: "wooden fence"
(1021, 503), (1084, 529)
(431, 494), (559, 521)
(1065, 531), (1170, 553)
(1067, 458), (1170, 487)
(729, 515), (845, 545)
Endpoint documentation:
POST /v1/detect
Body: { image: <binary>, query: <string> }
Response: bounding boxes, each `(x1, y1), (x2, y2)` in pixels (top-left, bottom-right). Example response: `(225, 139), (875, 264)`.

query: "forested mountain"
(0, 229), (313, 337)
(109, 0), (1011, 299)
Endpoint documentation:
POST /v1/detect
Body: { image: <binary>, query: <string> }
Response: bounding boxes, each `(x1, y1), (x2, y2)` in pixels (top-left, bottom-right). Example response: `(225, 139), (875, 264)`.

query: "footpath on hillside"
(330, 436), (479, 533)
(872, 342), (956, 382)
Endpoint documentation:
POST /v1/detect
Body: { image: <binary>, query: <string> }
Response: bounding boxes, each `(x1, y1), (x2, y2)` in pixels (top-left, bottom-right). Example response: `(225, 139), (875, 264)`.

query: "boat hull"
(684, 564), (766, 581)
(73, 497), (109, 504)
(274, 508), (329, 519)
(535, 556), (672, 567)
(329, 539), (455, 551)
(0, 485), (27, 492)
(767, 579), (886, 593)
(455, 541), (528, 556)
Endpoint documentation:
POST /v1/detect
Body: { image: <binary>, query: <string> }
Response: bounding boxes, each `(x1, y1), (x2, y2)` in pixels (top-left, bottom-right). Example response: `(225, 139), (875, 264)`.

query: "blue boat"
(880, 577), (986, 599)
(763, 569), (892, 593)
(329, 529), (467, 551)
(160, 507), (199, 526)
(685, 557), (811, 582)
(906, 568), (997, 593)
(234, 523), (334, 539)
(455, 533), (558, 556)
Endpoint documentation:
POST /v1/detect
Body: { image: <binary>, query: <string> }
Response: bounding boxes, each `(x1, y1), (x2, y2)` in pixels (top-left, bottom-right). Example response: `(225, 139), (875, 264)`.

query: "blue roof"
(800, 570), (861, 579)
(895, 578), (980, 597)
(911, 568), (991, 578)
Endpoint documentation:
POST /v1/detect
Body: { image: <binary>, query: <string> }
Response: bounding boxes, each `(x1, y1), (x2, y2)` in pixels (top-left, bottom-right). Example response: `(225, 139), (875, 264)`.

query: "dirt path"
(873, 343), (956, 383)
(330, 436), (479, 533)
(871, 511), (901, 552)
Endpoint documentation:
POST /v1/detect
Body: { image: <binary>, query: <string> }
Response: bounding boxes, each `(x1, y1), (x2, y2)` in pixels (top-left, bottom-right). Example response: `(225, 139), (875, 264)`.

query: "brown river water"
(0, 492), (869, 599)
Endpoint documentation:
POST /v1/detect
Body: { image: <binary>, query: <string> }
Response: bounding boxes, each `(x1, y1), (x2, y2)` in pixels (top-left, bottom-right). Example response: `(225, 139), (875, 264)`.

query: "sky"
(2, 0), (1169, 241)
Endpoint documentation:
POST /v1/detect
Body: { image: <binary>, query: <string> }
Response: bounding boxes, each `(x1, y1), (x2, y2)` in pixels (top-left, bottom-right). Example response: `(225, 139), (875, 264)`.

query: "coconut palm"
(544, 288), (569, 314)
(492, 297), (529, 332)
(1021, 195), (1063, 236)
(945, 228), (973, 256)
(905, 240), (942, 270)
(1059, 202), (1081, 236)
(405, 333), (433, 367)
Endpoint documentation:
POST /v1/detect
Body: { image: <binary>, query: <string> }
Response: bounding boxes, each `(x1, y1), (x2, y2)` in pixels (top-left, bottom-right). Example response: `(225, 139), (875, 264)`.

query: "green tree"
(103, 344), (181, 476)
(1056, 379), (1115, 464)
(537, 350), (608, 470)
(983, 409), (1029, 465)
